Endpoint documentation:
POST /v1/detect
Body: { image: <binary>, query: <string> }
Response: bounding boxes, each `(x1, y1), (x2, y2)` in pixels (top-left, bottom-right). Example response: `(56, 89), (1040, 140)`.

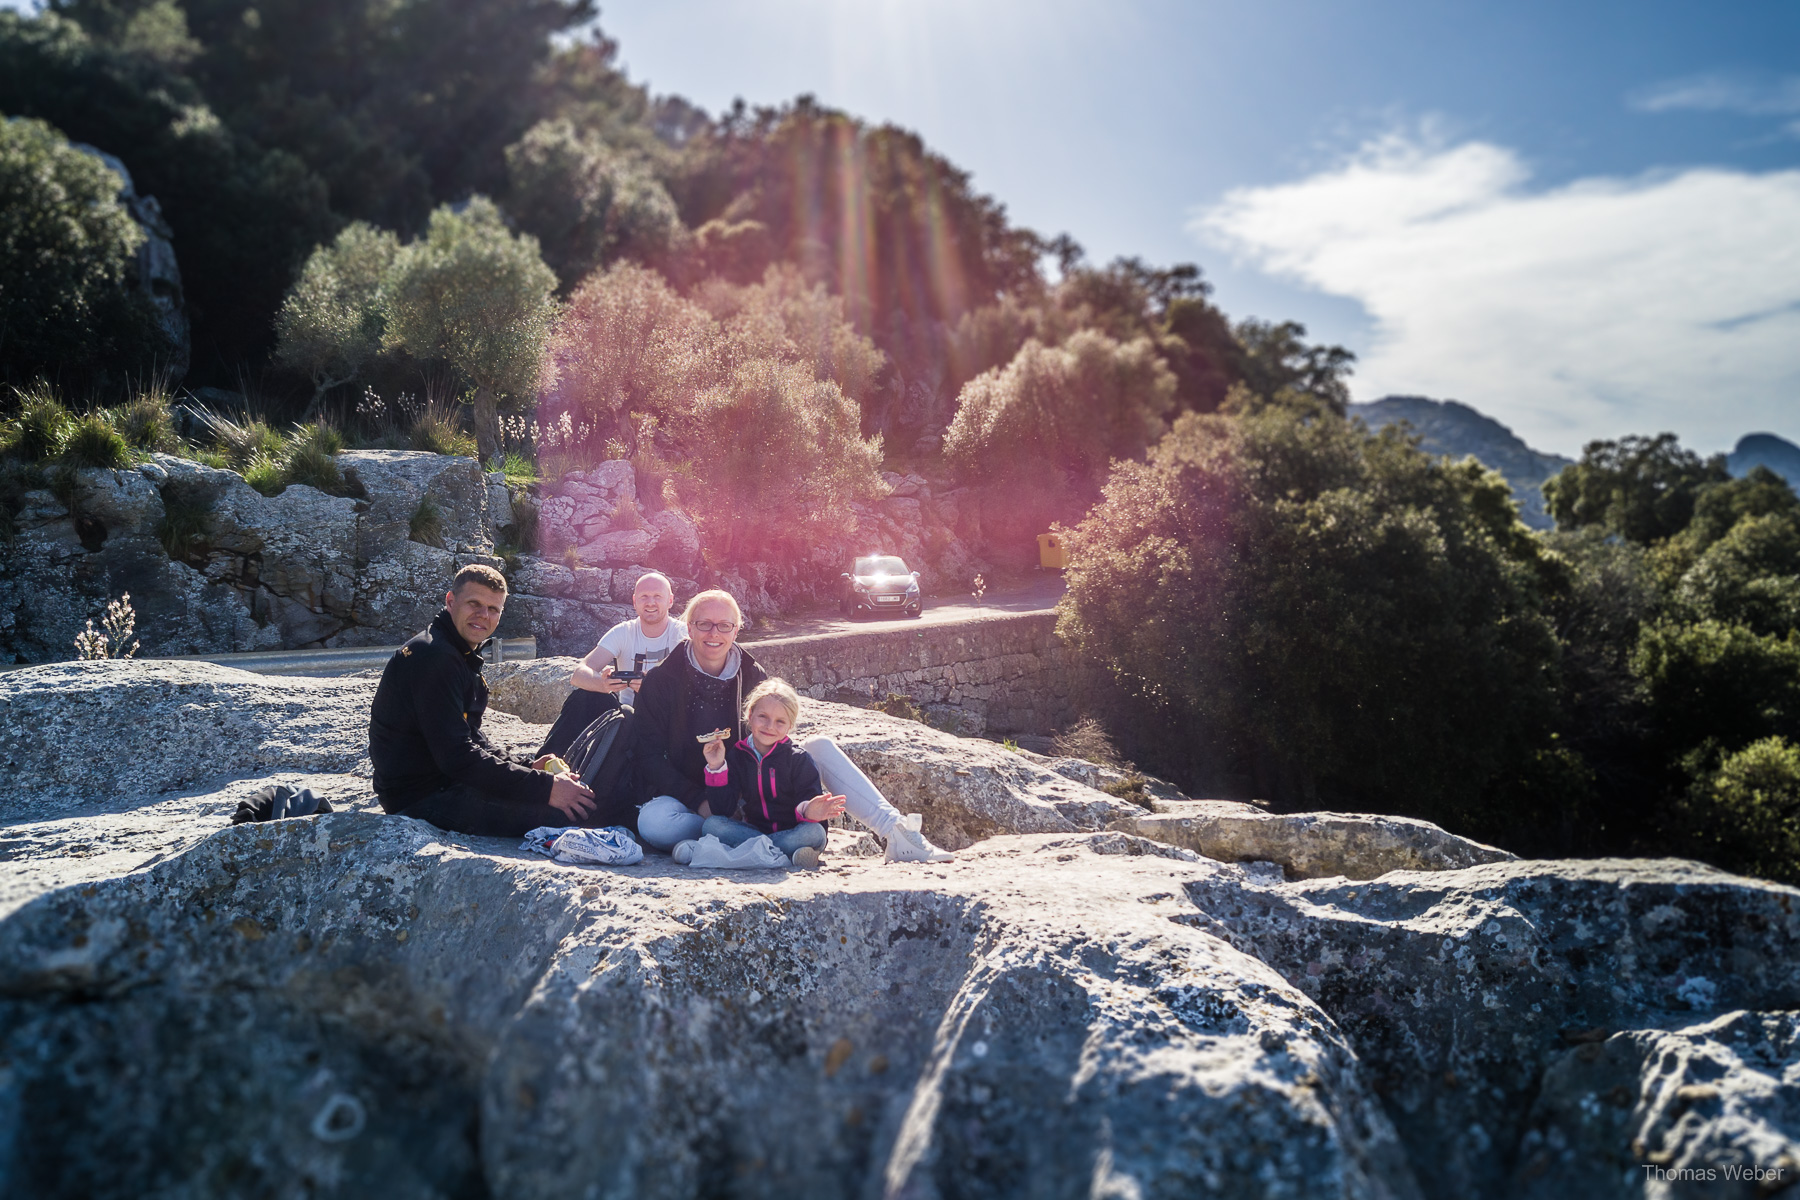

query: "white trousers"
(802, 734), (905, 840)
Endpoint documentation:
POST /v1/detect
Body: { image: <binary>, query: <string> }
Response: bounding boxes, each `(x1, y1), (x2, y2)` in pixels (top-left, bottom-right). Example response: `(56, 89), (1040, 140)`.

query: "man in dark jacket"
(370, 564), (595, 836)
(631, 589), (767, 850)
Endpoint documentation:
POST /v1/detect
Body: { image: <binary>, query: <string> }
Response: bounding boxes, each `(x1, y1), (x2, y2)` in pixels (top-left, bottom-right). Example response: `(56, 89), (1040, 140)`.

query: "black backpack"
(559, 706), (639, 829)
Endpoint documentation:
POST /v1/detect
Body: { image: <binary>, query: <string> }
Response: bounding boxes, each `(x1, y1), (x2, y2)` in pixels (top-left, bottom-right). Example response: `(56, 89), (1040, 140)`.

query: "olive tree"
(381, 197), (558, 462)
(542, 261), (720, 461)
(273, 221), (400, 413)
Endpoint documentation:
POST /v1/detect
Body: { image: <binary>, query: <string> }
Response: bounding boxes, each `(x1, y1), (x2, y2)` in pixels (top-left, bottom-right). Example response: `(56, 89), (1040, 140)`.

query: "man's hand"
(597, 664), (629, 694)
(548, 772), (596, 820)
(702, 737), (726, 770)
(530, 754), (555, 771)
(803, 792), (847, 822)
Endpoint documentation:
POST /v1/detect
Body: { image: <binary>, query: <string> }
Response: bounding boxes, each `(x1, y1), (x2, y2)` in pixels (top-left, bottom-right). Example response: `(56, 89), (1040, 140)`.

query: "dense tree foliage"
(1058, 396), (1562, 834)
(0, 116), (167, 381)
(943, 331), (1176, 490)
(676, 358), (882, 561)
(504, 119), (681, 285)
(0, 11), (335, 375)
(1542, 433), (1730, 543)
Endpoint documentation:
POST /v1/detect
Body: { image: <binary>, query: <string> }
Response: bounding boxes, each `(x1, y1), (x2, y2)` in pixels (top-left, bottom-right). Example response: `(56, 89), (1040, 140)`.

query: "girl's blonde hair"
(683, 588), (743, 626)
(744, 677), (801, 726)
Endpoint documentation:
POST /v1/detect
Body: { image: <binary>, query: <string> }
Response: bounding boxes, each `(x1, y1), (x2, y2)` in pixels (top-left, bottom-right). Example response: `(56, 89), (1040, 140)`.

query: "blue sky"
(8, 0), (1797, 452)
(593, 0), (1800, 454)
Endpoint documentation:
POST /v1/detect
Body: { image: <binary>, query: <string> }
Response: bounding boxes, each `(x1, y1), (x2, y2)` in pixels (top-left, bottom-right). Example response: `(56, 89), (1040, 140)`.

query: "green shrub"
(1100, 774), (1154, 810)
(3, 384), (75, 461)
(409, 495), (445, 547)
(1680, 737), (1800, 884)
(873, 693), (926, 723)
(501, 450), (537, 486)
(242, 453), (283, 497)
(409, 400), (477, 458)
(281, 440), (344, 494)
(61, 412), (131, 469)
(155, 489), (212, 560)
(1632, 619), (1800, 752)
(509, 492), (539, 554)
(944, 330), (1177, 490)
(0, 115), (166, 380)
(111, 392), (181, 453)
(194, 408), (285, 470)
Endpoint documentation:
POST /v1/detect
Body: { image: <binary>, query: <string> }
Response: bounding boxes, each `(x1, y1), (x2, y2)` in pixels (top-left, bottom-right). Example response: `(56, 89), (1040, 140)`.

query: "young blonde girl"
(690, 679), (847, 869)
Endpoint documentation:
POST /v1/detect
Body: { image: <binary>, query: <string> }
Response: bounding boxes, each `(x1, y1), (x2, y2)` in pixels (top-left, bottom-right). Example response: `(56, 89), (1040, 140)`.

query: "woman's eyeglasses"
(690, 620), (738, 634)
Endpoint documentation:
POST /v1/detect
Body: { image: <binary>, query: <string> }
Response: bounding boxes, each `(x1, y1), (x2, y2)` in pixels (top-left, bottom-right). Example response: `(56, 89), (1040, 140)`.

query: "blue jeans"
(638, 795), (704, 851)
(702, 814), (826, 857)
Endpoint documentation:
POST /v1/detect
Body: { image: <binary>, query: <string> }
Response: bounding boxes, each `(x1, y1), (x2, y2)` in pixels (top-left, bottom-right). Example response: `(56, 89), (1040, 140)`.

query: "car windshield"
(854, 556), (909, 576)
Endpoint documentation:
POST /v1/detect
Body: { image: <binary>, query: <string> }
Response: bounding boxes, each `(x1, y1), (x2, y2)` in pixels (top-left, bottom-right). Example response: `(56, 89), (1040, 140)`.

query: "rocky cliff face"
(1, 659), (1795, 1198)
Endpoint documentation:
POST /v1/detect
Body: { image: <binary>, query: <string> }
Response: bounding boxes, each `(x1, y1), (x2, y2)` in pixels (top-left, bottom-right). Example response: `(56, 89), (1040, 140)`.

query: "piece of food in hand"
(695, 728), (732, 745)
(538, 755), (571, 774)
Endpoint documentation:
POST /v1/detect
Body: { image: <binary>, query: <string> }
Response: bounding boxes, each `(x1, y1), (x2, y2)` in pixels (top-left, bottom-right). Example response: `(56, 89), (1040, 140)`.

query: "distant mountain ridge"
(1348, 396), (1573, 529)
(1728, 433), (1800, 486)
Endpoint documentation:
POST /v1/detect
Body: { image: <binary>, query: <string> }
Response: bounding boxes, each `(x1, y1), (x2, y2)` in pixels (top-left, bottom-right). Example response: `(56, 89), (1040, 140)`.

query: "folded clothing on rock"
(520, 825), (644, 867)
(232, 785), (333, 825)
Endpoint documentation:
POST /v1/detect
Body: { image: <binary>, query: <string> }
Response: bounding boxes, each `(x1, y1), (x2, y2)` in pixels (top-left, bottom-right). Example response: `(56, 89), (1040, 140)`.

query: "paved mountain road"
(744, 573), (1066, 642)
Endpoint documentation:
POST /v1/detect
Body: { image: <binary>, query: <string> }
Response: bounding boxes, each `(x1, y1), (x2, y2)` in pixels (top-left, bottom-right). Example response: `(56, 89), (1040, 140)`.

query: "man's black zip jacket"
(369, 608), (552, 812)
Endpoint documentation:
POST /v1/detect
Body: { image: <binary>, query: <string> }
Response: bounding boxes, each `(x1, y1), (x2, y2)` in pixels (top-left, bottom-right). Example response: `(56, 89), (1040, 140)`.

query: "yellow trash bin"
(1037, 532), (1067, 569)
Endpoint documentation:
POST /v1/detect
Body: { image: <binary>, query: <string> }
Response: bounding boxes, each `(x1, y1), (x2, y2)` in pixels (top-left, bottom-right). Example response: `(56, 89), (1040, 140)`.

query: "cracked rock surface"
(1, 659), (1796, 1198)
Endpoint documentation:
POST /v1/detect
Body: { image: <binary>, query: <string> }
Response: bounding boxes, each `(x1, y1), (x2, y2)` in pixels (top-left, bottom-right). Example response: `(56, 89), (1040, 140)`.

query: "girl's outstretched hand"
(703, 737), (727, 770)
(804, 792), (847, 822)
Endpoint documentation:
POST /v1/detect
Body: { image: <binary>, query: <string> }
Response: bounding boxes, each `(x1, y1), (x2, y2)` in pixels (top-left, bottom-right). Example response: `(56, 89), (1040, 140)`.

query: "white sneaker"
(884, 814), (954, 863)
(790, 846), (822, 870)
(672, 839), (698, 865)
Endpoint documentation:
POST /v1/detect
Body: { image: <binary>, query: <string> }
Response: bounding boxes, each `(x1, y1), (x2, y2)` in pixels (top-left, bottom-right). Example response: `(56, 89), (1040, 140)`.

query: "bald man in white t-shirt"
(571, 571), (686, 707)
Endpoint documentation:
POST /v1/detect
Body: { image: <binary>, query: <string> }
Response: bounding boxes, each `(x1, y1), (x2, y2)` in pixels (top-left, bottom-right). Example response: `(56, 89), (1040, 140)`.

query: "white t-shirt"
(596, 617), (687, 705)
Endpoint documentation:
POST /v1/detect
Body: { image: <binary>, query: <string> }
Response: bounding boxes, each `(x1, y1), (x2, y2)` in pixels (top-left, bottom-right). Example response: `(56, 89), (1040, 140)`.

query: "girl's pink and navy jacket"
(704, 737), (824, 834)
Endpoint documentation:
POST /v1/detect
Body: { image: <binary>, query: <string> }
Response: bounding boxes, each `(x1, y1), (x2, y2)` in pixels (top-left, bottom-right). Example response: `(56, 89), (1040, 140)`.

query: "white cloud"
(1193, 135), (1800, 454)
(1630, 72), (1800, 117)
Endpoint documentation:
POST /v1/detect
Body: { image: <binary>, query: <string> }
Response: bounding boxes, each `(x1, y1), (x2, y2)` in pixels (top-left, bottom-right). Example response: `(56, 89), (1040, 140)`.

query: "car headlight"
(854, 581), (870, 592)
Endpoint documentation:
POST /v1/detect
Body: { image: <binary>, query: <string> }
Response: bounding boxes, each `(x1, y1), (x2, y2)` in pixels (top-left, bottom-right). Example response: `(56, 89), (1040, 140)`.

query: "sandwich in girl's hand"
(696, 679), (843, 869)
(695, 727), (732, 745)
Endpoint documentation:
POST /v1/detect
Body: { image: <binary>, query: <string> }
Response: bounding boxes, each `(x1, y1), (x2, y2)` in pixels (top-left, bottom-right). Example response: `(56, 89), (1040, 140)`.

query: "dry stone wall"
(745, 610), (1087, 736)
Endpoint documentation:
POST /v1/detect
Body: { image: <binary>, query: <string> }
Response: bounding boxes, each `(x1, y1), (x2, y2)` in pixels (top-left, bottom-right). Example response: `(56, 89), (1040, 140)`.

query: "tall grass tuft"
(409, 495), (445, 547)
(3, 383), (76, 461)
(111, 393), (182, 453)
(61, 413), (132, 469)
(409, 398), (477, 458)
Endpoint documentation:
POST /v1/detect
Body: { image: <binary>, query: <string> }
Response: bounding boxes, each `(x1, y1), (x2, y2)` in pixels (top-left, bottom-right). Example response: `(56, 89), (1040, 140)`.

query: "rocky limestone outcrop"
(3, 660), (1796, 1198)
(71, 143), (190, 379)
(0, 452), (685, 662)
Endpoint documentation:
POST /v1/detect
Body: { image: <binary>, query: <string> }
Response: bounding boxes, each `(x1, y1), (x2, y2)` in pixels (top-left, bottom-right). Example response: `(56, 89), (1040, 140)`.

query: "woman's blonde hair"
(683, 588), (743, 626)
(743, 677), (801, 725)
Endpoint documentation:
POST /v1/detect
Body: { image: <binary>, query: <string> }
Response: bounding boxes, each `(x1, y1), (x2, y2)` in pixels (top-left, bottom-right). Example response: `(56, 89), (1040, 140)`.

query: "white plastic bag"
(685, 833), (789, 870)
